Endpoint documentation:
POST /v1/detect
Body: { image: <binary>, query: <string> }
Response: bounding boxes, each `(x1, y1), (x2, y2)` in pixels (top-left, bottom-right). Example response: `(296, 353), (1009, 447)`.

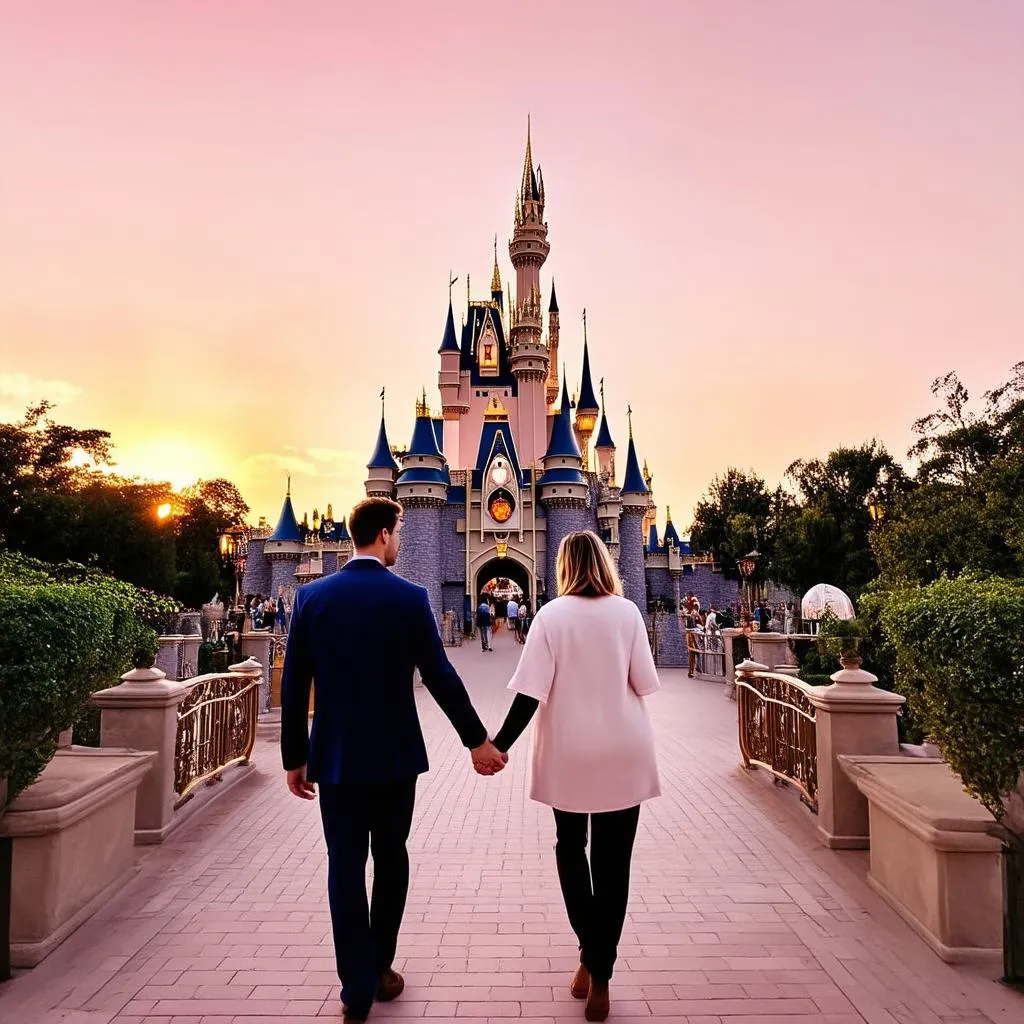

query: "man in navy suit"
(281, 497), (506, 1021)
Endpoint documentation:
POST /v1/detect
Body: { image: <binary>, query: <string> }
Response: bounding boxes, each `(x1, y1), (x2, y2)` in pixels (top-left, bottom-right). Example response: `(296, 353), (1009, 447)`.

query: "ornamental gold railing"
(175, 671), (259, 806)
(736, 668), (818, 812)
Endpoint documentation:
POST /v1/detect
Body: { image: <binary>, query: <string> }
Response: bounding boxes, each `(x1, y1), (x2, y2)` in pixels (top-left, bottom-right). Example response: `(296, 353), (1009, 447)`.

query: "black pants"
(318, 780), (417, 1009)
(552, 805), (640, 983)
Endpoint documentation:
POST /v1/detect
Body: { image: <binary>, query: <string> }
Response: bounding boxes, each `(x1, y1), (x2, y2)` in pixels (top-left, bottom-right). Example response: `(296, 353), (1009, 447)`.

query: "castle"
(241, 125), (744, 665)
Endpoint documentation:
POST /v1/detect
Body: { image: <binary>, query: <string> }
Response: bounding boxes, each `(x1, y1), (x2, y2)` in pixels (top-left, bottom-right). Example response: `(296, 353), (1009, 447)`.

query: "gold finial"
(627, 405), (633, 438)
(491, 235), (501, 292)
(666, 504), (672, 523)
(582, 307), (587, 345)
(599, 376), (605, 410)
(448, 271), (458, 301)
(286, 473), (291, 498)
(467, 273), (470, 306)
(326, 502), (333, 520)
(416, 386), (429, 417)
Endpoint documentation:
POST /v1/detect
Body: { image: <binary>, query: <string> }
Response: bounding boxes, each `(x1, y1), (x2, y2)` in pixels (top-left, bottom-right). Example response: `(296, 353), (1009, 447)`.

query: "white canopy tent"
(801, 583), (856, 622)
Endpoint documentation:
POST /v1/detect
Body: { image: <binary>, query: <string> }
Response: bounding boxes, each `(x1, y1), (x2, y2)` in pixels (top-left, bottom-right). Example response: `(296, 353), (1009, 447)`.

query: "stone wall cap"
(0, 747), (156, 838)
(120, 666), (167, 683)
(229, 657), (263, 674)
(839, 756), (1001, 844)
(91, 676), (188, 707)
(808, 683), (906, 711)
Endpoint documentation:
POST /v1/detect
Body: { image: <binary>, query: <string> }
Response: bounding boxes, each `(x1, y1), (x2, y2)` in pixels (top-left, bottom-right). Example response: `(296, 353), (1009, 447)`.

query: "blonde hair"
(556, 530), (623, 598)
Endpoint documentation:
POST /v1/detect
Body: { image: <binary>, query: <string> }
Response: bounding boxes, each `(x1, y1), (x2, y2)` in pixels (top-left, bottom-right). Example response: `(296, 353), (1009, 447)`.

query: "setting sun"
(156, 502), (172, 520)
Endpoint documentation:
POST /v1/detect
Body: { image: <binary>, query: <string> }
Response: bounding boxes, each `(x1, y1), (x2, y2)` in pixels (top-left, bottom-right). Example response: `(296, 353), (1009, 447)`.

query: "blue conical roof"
(664, 516), (681, 547)
(269, 492), (304, 542)
(545, 400), (582, 460)
(560, 377), (572, 415)
(438, 300), (459, 353)
(595, 413), (615, 449)
(407, 412), (443, 458)
(548, 280), (559, 313)
(366, 416), (399, 471)
(621, 435), (648, 495)
(577, 340), (598, 411)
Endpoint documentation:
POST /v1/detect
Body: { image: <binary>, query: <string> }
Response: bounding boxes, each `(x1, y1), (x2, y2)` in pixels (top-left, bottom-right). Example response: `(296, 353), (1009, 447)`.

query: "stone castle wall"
(270, 558), (299, 601)
(618, 513), (646, 613)
(440, 503), (465, 585)
(242, 538), (271, 598)
(654, 612), (687, 667)
(394, 505), (443, 623)
(646, 566), (676, 605)
(542, 505), (597, 600)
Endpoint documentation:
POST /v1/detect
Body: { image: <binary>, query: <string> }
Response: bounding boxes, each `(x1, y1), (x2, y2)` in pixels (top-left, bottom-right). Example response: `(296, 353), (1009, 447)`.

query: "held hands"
(471, 738), (508, 777)
(286, 766), (316, 800)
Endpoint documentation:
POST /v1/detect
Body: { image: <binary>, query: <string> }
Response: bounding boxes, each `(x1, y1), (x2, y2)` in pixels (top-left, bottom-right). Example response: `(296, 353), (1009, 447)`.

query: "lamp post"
(868, 497), (886, 526)
(736, 549), (760, 620)
(218, 525), (249, 611)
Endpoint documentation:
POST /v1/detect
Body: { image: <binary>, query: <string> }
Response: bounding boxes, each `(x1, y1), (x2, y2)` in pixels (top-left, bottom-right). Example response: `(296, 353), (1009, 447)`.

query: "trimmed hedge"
(876, 573), (1024, 842)
(0, 553), (156, 805)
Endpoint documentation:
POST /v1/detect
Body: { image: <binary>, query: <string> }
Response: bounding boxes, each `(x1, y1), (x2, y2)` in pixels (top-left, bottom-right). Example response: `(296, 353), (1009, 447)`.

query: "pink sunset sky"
(1, 0), (1022, 529)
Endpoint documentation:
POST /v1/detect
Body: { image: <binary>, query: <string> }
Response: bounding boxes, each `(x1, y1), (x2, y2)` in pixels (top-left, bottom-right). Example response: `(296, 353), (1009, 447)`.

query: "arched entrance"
(474, 556), (532, 612)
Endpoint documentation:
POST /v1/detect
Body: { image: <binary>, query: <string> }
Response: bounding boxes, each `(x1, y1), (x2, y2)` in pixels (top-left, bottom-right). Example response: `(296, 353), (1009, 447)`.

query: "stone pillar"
(807, 657), (906, 849)
(180, 635), (201, 678)
(155, 635), (184, 680)
(617, 509), (647, 614)
(748, 633), (798, 672)
(721, 627), (743, 697)
(543, 503), (592, 599)
(90, 667), (188, 845)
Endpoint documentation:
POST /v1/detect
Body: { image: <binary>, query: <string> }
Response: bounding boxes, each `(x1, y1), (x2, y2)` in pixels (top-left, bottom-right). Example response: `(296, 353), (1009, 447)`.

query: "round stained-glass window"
(488, 490), (514, 524)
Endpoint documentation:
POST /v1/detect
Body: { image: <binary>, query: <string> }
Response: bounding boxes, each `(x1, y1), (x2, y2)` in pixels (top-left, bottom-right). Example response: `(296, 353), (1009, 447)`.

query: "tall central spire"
(521, 114), (534, 201)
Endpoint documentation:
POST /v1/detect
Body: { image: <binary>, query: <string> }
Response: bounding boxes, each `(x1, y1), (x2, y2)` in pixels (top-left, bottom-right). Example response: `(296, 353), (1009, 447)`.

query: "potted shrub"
(816, 610), (869, 665)
(878, 574), (1024, 986)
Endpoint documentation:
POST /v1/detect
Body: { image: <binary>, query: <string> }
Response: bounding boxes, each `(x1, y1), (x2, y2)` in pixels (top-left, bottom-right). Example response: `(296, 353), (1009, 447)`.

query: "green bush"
(876, 574), (1024, 842)
(0, 552), (157, 805)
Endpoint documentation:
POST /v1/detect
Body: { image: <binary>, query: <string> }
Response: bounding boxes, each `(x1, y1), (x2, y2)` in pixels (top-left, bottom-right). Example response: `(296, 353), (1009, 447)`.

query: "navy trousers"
(319, 780), (417, 1010)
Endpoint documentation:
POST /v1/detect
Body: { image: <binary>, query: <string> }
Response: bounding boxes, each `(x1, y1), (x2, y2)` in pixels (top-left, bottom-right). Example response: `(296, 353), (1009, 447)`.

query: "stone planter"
(0, 747), (155, 966)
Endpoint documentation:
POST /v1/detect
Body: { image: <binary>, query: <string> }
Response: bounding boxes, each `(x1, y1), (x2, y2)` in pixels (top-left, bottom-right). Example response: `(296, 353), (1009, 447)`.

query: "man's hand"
(471, 738), (508, 776)
(286, 766), (316, 800)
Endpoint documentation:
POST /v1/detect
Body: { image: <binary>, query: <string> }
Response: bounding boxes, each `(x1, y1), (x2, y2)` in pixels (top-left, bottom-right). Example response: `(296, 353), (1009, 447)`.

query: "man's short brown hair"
(348, 497), (402, 548)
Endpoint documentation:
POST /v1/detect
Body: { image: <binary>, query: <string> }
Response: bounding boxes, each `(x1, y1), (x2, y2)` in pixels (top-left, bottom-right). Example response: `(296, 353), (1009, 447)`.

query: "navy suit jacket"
(280, 558), (487, 785)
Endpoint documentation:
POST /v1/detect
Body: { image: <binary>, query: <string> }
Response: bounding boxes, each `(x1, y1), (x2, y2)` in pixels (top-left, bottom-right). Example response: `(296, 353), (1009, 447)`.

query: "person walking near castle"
(506, 594), (520, 642)
(491, 531), (661, 1022)
(280, 497), (507, 1021)
(476, 596), (493, 651)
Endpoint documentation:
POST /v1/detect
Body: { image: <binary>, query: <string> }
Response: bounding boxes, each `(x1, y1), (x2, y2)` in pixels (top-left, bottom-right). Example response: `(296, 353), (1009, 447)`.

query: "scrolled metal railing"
(736, 666), (818, 812)
(174, 670), (259, 806)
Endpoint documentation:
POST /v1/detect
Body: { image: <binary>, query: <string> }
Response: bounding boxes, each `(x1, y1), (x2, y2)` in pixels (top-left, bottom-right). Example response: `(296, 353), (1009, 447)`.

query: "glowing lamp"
(736, 550), (760, 579)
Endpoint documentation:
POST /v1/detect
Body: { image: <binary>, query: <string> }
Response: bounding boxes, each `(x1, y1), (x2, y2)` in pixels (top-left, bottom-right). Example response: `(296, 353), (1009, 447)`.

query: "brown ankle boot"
(585, 980), (610, 1022)
(570, 963), (590, 999)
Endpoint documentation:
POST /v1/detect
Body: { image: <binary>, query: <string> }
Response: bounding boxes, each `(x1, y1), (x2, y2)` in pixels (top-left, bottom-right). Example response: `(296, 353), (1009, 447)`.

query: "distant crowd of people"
(243, 593), (288, 633)
(475, 593), (532, 650)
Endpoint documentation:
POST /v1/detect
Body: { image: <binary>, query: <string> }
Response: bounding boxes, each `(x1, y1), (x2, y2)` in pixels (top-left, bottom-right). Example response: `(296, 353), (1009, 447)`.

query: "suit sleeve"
(628, 604), (661, 697)
(280, 591), (314, 771)
(413, 590), (488, 749)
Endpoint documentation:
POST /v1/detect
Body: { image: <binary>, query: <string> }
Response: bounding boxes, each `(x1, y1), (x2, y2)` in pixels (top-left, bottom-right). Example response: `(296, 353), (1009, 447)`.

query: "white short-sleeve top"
(507, 594), (661, 813)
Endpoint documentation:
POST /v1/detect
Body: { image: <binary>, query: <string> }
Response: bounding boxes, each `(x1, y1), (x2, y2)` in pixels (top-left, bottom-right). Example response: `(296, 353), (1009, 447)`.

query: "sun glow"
(156, 502), (172, 520)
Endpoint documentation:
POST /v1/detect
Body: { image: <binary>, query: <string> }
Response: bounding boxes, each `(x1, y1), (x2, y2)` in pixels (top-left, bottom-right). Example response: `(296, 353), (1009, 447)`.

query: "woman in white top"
(493, 531), (660, 1023)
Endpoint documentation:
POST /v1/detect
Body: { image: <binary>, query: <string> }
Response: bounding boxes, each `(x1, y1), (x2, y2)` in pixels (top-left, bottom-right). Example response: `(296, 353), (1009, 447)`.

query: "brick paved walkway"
(2, 626), (1021, 1024)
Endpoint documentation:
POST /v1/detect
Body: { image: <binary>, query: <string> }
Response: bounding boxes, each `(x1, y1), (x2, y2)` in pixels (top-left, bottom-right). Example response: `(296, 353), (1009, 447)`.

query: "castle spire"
(577, 310), (599, 412)
(521, 114), (534, 201)
(491, 235), (502, 293)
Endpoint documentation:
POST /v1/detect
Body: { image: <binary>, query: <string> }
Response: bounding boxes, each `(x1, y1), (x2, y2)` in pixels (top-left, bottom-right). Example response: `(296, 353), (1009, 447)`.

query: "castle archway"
(474, 556), (532, 613)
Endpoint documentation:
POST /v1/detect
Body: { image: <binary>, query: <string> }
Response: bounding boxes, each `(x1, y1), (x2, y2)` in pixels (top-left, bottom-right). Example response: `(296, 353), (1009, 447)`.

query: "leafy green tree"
(773, 442), (909, 599)
(688, 469), (789, 581)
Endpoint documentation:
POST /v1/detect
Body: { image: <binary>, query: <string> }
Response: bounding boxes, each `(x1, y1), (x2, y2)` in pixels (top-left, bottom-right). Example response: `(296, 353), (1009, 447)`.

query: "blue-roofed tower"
(509, 117), (551, 467)
(574, 312), (600, 470)
(394, 391), (449, 624)
(365, 408), (400, 498)
(618, 411), (650, 613)
(546, 280), (560, 407)
(263, 477), (305, 601)
(594, 377), (616, 485)
(538, 383), (590, 598)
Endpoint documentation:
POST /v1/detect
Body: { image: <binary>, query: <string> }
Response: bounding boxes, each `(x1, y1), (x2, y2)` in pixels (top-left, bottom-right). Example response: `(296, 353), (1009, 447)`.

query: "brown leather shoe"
(585, 980), (610, 1022)
(570, 963), (590, 999)
(376, 968), (405, 1002)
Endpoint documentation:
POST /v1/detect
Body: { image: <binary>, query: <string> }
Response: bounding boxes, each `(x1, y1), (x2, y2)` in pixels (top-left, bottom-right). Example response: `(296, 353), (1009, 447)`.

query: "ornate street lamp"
(736, 549), (760, 618)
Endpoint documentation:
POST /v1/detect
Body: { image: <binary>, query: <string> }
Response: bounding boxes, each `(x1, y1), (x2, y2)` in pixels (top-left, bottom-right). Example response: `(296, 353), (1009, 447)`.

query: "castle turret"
(538, 381), (590, 599)
(394, 392), (449, 623)
(618, 413), (650, 613)
(264, 479), (305, 598)
(490, 236), (504, 311)
(509, 118), (551, 466)
(594, 380), (616, 485)
(546, 281), (560, 407)
(365, 411), (400, 498)
(574, 314), (600, 470)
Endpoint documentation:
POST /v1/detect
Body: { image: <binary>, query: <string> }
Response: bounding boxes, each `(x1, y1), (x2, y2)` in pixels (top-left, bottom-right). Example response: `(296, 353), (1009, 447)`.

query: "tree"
(688, 469), (788, 581)
(773, 442), (909, 599)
